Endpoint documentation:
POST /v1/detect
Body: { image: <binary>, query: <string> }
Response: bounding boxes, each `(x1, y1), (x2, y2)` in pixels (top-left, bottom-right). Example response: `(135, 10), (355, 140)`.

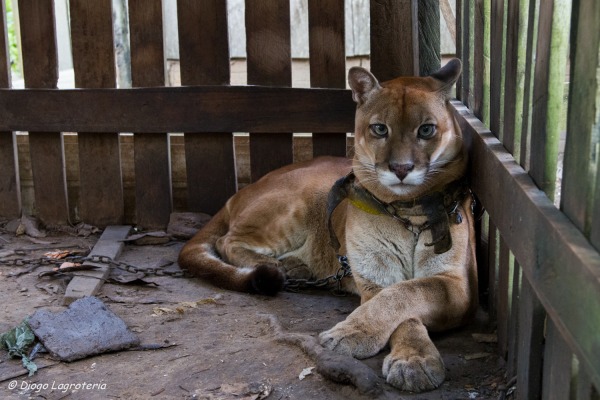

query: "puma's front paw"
(382, 350), (445, 392)
(318, 320), (387, 359)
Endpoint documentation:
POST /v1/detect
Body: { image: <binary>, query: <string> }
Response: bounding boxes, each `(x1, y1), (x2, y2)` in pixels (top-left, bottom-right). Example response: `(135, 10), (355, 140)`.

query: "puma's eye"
(370, 124), (388, 137)
(417, 124), (436, 139)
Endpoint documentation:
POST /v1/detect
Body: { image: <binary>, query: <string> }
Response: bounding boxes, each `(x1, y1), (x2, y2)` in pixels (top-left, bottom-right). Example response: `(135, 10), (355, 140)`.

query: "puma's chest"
(343, 207), (448, 288)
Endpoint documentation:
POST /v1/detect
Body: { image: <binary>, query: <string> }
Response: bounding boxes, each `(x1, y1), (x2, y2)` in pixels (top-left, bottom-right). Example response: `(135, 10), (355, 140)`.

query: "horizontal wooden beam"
(452, 100), (600, 390)
(0, 86), (356, 133)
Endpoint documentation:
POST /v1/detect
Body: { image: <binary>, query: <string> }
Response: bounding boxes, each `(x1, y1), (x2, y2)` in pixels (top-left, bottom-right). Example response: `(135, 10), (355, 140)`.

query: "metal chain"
(284, 255), (352, 293)
(0, 254), (186, 278)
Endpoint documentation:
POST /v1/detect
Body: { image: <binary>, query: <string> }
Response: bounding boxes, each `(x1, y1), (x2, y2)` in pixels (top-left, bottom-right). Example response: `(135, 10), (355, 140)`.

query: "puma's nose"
(389, 162), (414, 181)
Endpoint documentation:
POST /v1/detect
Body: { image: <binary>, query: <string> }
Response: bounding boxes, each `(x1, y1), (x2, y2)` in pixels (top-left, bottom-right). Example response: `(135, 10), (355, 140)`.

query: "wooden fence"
(456, 0), (600, 398)
(0, 1), (599, 398)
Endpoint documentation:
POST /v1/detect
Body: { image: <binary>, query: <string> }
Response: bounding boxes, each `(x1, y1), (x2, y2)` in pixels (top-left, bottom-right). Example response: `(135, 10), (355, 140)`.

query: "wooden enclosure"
(0, 1), (599, 398)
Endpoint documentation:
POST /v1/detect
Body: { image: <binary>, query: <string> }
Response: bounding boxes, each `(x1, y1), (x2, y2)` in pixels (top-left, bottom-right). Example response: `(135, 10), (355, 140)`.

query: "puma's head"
(349, 59), (466, 203)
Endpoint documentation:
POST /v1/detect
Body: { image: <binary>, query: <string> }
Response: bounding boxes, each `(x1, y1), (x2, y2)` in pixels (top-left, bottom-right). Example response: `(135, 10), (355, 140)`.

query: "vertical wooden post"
(308, 0), (347, 157)
(418, 0), (441, 76)
(129, 0), (173, 228)
(530, 0), (571, 201)
(246, 0), (293, 182)
(178, 0), (237, 214)
(18, 0), (70, 225)
(70, 0), (124, 227)
(0, 0), (20, 219)
(370, 0), (418, 81)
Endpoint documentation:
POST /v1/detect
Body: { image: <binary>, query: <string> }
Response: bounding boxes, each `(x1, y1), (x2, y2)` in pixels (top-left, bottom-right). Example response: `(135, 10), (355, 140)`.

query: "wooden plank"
(0, 1), (19, 218)
(561, 0), (600, 238)
(506, 260), (521, 377)
(18, 0), (69, 225)
(519, 0), (539, 171)
(70, 0), (123, 227)
(453, 100), (600, 390)
(178, 0), (236, 214)
(308, 0), (346, 158)
(542, 320), (573, 400)
(417, 0), (441, 76)
(576, 368), (595, 400)
(529, 0), (571, 200)
(502, 0), (520, 157)
(472, 0), (484, 120)
(516, 277), (545, 400)
(460, 0), (472, 106)
(64, 226), (131, 305)
(128, 0), (172, 228)
(456, 0), (463, 100)
(370, 0), (418, 81)
(0, 86), (355, 133)
(246, 0), (293, 182)
(497, 236), (510, 359)
(489, 0), (505, 138)
(487, 220), (498, 319)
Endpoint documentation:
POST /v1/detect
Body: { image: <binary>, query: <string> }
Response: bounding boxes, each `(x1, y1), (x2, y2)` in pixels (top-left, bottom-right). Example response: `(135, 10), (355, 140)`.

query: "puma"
(178, 58), (478, 392)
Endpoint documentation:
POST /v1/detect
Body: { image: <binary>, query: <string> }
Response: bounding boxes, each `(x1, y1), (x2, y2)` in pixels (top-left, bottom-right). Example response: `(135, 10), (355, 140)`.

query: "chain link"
(284, 255), (352, 293)
(0, 253), (186, 278)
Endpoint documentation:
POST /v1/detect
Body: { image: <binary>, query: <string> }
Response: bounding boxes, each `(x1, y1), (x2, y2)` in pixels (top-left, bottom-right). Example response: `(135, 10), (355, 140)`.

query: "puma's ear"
(348, 67), (381, 105)
(430, 58), (462, 90)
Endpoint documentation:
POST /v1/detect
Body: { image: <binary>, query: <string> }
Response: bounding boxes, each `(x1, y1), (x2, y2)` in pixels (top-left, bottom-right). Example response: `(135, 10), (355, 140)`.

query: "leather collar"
(327, 172), (470, 254)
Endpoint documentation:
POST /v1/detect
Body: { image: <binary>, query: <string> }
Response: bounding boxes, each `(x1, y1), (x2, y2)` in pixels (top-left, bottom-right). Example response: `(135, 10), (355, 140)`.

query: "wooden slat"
(489, 0), (505, 138)
(517, 277), (545, 400)
(370, 0), (418, 81)
(460, 0), (472, 106)
(542, 320), (573, 400)
(454, 101), (600, 390)
(576, 368), (596, 400)
(18, 0), (69, 225)
(417, 0), (441, 76)
(472, 0), (484, 119)
(502, 0), (520, 156)
(529, 0), (571, 200)
(456, 0), (463, 100)
(178, 0), (236, 214)
(308, 0), (347, 158)
(487, 220), (498, 319)
(506, 260), (521, 377)
(0, 86), (355, 133)
(519, 0), (539, 171)
(63, 226), (131, 305)
(128, 0), (172, 228)
(70, 0), (123, 227)
(561, 0), (600, 239)
(497, 237), (510, 359)
(0, 0), (20, 219)
(246, 0), (293, 182)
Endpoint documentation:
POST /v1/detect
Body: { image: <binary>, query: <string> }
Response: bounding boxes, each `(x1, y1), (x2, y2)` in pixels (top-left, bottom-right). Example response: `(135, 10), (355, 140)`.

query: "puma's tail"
(177, 209), (285, 295)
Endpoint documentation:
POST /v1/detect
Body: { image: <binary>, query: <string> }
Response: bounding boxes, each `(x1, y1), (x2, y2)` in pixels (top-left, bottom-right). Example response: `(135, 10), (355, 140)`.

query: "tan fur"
(178, 59), (477, 392)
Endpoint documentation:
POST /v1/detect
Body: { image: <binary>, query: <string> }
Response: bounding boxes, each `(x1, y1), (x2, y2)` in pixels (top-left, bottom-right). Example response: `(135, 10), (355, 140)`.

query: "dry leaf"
(299, 366), (315, 380)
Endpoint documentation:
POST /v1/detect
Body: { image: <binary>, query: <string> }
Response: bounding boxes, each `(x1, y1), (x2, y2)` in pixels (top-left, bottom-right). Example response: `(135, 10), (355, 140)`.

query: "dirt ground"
(0, 230), (506, 400)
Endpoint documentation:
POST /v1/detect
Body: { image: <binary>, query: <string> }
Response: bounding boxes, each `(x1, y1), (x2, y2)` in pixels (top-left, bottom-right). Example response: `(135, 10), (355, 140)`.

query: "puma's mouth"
(378, 168), (427, 190)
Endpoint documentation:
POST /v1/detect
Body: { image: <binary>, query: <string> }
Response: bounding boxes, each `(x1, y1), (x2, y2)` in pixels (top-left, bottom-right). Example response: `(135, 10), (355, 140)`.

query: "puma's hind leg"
(215, 238), (285, 295)
(382, 318), (445, 392)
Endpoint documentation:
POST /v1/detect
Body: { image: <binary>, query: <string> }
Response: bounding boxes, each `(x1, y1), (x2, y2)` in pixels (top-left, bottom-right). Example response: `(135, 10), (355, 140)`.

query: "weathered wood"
(246, 0), (293, 182)
(456, 0), (463, 100)
(308, 0), (347, 158)
(576, 368), (595, 400)
(0, 86), (355, 133)
(506, 260), (520, 377)
(128, 0), (172, 228)
(487, 220), (498, 320)
(561, 0), (600, 239)
(459, 0), (471, 105)
(64, 226), (131, 304)
(70, 0), (123, 227)
(497, 237), (510, 359)
(472, 0), (484, 119)
(417, 0), (441, 76)
(370, 0), (418, 81)
(0, 0), (19, 219)
(516, 277), (545, 400)
(454, 101), (600, 390)
(489, 0), (505, 138)
(18, 0), (69, 225)
(542, 320), (573, 400)
(519, 0), (539, 171)
(440, 0), (456, 44)
(177, 0), (236, 214)
(529, 0), (571, 200)
(502, 0), (520, 157)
